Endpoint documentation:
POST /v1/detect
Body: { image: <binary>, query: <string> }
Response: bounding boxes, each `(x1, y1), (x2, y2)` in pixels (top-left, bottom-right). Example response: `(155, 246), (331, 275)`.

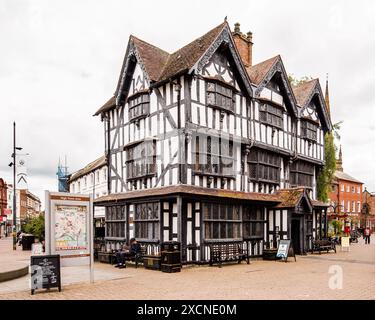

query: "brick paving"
(0, 237), (374, 300)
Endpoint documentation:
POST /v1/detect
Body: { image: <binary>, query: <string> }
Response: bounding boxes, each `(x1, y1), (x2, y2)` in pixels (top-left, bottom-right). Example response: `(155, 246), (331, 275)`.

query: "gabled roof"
(158, 22), (227, 82)
(246, 55), (279, 85)
(334, 171), (363, 184)
(96, 21), (253, 116)
(292, 79), (332, 131)
(246, 55), (298, 117)
(69, 156), (107, 182)
(274, 187), (313, 211)
(292, 79), (318, 107)
(130, 36), (170, 82)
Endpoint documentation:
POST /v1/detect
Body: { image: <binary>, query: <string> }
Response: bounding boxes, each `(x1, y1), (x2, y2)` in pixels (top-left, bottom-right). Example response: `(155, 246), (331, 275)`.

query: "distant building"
(68, 156), (108, 228)
(18, 189), (41, 227)
(361, 189), (375, 231)
(328, 146), (363, 229)
(0, 178), (8, 237)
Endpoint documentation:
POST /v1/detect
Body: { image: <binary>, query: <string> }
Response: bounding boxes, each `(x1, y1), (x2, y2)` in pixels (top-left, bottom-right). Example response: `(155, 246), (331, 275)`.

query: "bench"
(208, 242), (249, 267)
(112, 246), (146, 268)
(312, 239), (336, 254)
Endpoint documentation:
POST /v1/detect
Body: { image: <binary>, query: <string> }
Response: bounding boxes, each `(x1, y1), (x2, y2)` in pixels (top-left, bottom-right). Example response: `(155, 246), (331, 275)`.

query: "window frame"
(247, 148), (281, 184)
(289, 160), (314, 188)
(206, 80), (236, 113)
(125, 140), (157, 181)
(259, 103), (284, 129)
(242, 206), (266, 240)
(300, 119), (318, 142)
(128, 92), (150, 122)
(192, 135), (236, 178)
(203, 202), (242, 241)
(133, 202), (160, 241)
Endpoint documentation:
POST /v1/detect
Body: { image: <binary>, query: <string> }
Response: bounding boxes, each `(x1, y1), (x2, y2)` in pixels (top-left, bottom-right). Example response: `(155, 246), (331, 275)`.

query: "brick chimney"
(232, 22), (253, 67)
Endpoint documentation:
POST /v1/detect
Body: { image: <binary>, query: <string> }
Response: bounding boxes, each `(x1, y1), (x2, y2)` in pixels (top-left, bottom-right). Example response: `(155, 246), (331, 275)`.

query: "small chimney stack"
(232, 23), (253, 67)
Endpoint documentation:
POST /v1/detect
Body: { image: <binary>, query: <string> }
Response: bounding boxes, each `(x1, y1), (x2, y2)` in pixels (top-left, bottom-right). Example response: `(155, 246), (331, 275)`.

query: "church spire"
(325, 73), (331, 118)
(336, 145), (343, 172)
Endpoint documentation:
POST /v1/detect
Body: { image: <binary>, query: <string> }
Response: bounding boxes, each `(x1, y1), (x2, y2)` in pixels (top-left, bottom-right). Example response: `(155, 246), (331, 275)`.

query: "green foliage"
(288, 74), (313, 86)
(317, 132), (336, 202)
(330, 220), (343, 236)
(23, 214), (45, 240)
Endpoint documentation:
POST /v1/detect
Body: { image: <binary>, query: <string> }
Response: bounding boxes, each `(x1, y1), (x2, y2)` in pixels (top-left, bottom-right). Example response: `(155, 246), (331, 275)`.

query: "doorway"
(291, 219), (301, 254)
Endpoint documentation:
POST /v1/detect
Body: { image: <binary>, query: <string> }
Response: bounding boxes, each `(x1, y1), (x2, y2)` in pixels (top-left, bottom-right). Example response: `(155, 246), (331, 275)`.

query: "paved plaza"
(0, 237), (374, 300)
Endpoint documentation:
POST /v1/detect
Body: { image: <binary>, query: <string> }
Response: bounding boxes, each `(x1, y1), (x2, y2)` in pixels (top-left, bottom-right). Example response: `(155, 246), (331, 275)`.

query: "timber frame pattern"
(93, 21), (333, 263)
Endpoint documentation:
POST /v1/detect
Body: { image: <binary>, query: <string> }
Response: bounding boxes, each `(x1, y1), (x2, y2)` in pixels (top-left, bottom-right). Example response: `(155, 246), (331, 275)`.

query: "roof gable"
(293, 79), (332, 131)
(247, 55), (298, 117)
(275, 187), (313, 212)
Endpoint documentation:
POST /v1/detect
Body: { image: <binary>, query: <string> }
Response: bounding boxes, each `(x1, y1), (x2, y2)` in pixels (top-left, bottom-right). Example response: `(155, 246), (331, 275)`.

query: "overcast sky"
(1, 0), (374, 206)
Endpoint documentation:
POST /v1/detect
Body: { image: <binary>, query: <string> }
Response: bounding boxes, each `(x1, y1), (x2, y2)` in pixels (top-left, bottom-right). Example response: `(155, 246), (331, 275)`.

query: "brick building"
(361, 189), (375, 231)
(328, 146), (363, 229)
(0, 178), (8, 237)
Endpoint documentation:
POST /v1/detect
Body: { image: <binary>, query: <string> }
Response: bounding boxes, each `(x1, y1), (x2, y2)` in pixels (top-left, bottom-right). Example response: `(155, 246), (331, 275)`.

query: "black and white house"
(94, 21), (332, 262)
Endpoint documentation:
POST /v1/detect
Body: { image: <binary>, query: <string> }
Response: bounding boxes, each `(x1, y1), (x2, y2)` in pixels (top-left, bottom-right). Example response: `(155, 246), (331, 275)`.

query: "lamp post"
(8, 122), (23, 250)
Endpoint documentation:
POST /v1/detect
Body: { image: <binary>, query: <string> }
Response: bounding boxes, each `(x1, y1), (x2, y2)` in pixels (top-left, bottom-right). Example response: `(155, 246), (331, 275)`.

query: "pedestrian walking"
(364, 227), (371, 244)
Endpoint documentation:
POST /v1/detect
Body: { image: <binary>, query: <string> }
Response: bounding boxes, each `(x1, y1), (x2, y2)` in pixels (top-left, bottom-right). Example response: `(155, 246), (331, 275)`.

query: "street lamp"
(8, 122), (23, 250)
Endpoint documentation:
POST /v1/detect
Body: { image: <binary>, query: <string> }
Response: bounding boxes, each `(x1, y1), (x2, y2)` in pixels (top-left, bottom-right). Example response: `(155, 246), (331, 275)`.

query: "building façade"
(93, 21), (332, 262)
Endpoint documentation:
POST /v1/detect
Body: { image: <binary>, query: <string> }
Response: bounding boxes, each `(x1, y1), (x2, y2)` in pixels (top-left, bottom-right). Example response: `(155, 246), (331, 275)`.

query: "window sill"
(192, 171), (235, 179)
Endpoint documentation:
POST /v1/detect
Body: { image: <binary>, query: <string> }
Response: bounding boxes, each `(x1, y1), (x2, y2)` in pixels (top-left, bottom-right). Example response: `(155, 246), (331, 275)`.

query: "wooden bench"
(112, 246), (146, 268)
(208, 242), (249, 267)
(312, 239), (336, 254)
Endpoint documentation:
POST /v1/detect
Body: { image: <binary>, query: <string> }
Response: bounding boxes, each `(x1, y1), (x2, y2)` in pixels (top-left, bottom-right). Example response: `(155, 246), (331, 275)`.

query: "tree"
(23, 214), (45, 240)
(288, 74), (313, 86)
(317, 132), (337, 202)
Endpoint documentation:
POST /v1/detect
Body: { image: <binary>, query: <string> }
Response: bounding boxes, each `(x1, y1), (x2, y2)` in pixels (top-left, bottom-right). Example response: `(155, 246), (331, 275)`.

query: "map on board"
(54, 205), (87, 251)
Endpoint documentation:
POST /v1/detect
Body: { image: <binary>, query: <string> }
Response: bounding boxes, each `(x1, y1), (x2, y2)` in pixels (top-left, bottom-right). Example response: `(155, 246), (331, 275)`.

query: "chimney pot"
(234, 23), (240, 33)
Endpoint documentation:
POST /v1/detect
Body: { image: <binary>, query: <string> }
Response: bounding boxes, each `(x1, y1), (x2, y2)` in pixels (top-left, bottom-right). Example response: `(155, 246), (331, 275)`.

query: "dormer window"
(128, 92), (150, 122)
(301, 120), (318, 141)
(206, 80), (235, 113)
(259, 103), (283, 129)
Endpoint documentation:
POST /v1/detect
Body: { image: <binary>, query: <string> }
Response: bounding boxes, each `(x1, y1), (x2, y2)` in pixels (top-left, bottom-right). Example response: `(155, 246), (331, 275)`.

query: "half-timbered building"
(94, 21), (332, 262)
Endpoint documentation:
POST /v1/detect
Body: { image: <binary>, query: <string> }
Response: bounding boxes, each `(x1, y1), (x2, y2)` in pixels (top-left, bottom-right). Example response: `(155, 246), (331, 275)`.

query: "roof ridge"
(130, 35), (170, 56)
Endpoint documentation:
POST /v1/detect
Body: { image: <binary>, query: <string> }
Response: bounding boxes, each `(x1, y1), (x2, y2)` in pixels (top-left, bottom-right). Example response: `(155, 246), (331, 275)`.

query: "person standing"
(364, 227), (371, 244)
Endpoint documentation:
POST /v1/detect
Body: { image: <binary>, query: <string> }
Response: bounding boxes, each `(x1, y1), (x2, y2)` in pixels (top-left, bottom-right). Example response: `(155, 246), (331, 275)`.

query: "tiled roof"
(131, 36), (170, 82)
(69, 156), (107, 182)
(158, 22), (227, 82)
(274, 187), (305, 208)
(292, 79), (318, 107)
(246, 55), (280, 85)
(94, 96), (115, 116)
(94, 184), (281, 204)
(334, 171), (363, 184)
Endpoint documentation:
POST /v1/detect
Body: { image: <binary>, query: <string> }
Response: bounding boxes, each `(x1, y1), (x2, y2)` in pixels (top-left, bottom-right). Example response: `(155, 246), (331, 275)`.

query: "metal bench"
(312, 239), (336, 254)
(208, 241), (250, 267)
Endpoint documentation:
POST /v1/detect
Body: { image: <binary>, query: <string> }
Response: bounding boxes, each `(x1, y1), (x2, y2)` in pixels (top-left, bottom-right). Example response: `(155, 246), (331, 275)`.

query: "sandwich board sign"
(276, 239), (296, 262)
(341, 236), (350, 252)
(30, 254), (61, 295)
(45, 191), (94, 283)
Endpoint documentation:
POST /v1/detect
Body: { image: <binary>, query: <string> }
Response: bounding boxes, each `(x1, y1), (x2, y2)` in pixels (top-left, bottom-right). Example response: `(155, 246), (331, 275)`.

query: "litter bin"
(161, 241), (181, 273)
(22, 234), (35, 251)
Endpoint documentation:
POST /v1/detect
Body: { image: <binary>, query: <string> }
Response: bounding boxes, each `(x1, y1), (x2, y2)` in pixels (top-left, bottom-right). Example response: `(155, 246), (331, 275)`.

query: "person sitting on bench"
(115, 238), (141, 268)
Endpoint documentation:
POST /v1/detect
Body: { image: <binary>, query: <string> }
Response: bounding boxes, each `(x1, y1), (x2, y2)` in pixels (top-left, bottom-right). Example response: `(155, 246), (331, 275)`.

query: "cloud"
(1, 0), (374, 204)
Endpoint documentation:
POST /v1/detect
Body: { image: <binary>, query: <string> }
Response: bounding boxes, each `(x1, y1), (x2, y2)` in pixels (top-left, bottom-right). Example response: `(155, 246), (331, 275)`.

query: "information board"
(30, 255), (61, 295)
